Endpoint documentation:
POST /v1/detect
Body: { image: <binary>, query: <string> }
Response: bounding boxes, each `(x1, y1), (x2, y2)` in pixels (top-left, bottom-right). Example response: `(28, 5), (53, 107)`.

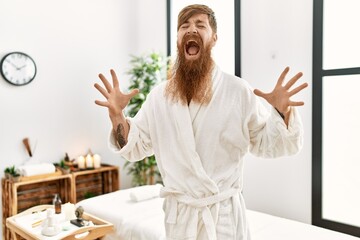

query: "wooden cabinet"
(2, 165), (119, 240)
(71, 165), (119, 202)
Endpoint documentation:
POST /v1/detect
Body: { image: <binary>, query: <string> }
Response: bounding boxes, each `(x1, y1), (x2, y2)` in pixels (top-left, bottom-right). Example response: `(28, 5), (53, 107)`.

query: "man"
(94, 4), (307, 240)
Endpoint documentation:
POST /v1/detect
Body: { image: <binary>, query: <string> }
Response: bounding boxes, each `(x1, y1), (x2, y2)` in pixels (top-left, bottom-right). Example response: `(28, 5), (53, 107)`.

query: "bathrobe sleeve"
(244, 86), (304, 158)
(108, 92), (154, 162)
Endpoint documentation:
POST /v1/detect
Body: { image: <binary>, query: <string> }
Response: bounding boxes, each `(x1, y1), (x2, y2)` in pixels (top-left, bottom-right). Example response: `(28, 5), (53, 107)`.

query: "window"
(312, 0), (360, 237)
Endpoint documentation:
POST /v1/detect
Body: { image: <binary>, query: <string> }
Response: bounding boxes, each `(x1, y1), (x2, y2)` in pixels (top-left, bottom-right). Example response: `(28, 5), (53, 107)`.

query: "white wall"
(241, 0), (313, 224)
(0, 0), (166, 180)
(0, 0), (166, 236)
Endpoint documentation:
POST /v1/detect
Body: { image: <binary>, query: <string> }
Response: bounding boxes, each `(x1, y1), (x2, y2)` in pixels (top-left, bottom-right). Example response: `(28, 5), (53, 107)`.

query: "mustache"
(166, 32), (213, 105)
(179, 33), (203, 49)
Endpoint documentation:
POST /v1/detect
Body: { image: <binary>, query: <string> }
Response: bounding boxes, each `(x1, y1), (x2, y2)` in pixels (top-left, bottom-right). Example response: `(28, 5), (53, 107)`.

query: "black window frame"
(312, 0), (360, 237)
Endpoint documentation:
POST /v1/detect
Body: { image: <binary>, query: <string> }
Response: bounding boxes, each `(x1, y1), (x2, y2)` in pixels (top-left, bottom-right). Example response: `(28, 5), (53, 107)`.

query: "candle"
(93, 154), (101, 168)
(85, 154), (93, 168)
(63, 202), (76, 221)
(77, 156), (85, 169)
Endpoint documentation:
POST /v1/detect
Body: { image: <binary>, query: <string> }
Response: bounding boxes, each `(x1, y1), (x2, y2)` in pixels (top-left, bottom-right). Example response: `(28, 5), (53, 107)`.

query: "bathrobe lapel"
(190, 67), (221, 138)
(172, 101), (217, 188)
(171, 66), (222, 194)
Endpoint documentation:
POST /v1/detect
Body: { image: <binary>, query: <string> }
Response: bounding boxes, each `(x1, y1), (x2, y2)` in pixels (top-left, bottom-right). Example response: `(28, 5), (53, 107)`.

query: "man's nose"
(187, 26), (198, 34)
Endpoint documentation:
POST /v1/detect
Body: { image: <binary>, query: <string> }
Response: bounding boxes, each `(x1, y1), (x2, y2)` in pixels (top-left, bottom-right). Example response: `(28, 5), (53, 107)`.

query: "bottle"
(53, 194), (62, 214)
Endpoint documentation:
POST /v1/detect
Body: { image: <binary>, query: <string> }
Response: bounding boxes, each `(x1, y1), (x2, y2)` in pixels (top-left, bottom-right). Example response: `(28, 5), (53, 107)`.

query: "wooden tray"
(6, 205), (114, 240)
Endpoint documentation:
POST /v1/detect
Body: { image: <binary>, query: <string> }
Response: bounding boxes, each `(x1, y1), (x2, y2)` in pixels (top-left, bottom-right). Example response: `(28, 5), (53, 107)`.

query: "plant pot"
(60, 168), (71, 174)
(10, 175), (20, 182)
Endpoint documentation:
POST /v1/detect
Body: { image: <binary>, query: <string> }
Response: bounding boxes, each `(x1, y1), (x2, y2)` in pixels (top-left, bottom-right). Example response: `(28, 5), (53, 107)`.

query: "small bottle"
(53, 194), (62, 214)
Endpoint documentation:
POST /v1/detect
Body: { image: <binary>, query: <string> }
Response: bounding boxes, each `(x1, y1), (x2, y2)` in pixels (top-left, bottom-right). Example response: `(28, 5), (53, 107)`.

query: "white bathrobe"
(109, 66), (303, 240)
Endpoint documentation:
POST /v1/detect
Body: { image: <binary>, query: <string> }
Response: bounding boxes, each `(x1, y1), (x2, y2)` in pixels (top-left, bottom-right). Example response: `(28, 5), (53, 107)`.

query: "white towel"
(129, 184), (162, 202)
(17, 163), (56, 177)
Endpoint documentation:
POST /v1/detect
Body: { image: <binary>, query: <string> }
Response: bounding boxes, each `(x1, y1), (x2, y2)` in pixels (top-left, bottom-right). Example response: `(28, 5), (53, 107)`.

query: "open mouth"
(185, 40), (200, 56)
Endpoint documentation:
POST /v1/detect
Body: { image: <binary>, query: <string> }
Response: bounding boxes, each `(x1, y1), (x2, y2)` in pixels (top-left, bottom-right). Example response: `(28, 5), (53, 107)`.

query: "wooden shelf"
(18, 169), (63, 182)
(2, 164), (119, 240)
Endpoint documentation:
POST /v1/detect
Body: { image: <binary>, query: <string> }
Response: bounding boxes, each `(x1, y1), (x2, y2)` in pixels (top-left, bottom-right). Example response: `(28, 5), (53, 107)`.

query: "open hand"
(253, 67), (308, 117)
(94, 69), (139, 120)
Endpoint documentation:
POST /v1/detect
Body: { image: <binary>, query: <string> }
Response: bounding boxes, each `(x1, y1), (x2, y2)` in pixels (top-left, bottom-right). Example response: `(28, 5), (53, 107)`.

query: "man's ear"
(212, 33), (218, 47)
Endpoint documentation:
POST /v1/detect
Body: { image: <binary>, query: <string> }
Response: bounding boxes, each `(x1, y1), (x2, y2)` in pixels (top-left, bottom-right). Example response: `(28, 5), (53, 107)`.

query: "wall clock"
(0, 52), (37, 86)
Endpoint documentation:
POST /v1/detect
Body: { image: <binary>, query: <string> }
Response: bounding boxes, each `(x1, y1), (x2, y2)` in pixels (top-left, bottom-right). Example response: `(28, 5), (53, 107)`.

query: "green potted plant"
(54, 153), (71, 174)
(4, 165), (20, 182)
(4, 167), (12, 179)
(124, 52), (167, 186)
(58, 160), (71, 174)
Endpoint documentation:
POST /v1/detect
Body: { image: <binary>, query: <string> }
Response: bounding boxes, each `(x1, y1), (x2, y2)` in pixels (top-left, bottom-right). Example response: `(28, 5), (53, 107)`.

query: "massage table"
(77, 187), (359, 240)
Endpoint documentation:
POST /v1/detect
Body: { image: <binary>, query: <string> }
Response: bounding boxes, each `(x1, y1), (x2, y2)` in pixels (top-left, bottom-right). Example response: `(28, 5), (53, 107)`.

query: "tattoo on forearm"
(275, 107), (285, 120)
(116, 124), (126, 148)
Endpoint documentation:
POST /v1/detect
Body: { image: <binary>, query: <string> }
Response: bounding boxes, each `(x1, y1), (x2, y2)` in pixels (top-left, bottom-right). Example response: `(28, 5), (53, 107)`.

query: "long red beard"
(165, 33), (214, 105)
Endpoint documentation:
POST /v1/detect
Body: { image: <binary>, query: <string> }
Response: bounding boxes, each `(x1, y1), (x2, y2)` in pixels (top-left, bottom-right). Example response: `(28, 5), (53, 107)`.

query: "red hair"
(177, 4), (217, 33)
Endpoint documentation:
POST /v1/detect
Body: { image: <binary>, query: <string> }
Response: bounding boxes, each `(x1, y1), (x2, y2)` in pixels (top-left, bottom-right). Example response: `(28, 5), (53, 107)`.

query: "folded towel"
(129, 184), (163, 202)
(17, 163), (56, 177)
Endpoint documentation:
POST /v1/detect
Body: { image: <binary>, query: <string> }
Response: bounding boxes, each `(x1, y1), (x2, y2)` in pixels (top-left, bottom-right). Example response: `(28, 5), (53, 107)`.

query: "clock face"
(0, 52), (37, 86)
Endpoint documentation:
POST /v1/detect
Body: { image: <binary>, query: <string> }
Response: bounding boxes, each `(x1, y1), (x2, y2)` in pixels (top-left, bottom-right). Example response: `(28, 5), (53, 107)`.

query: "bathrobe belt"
(160, 187), (240, 240)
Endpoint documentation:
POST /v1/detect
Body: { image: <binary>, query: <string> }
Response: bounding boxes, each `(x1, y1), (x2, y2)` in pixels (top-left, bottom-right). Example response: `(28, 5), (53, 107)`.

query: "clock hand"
(8, 61), (19, 69)
(18, 65), (26, 70)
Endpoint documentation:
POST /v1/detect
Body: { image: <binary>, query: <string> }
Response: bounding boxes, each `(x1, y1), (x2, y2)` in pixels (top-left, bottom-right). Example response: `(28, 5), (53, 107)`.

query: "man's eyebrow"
(182, 19), (206, 25)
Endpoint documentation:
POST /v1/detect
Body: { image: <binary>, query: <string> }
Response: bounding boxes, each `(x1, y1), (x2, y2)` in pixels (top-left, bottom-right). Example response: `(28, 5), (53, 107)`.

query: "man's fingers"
(289, 100), (305, 106)
(98, 73), (113, 93)
(289, 82), (308, 96)
(94, 83), (110, 99)
(284, 72), (303, 90)
(126, 89), (140, 98)
(110, 69), (120, 89)
(94, 100), (109, 107)
(253, 89), (267, 97)
(276, 66), (290, 87)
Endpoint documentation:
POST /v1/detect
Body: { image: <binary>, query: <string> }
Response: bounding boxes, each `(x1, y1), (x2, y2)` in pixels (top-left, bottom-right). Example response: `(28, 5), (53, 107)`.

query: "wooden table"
(6, 205), (114, 240)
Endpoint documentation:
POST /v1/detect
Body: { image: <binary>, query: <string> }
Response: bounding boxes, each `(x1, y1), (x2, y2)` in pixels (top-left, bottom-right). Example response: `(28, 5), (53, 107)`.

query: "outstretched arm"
(253, 67), (308, 126)
(94, 69), (139, 148)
